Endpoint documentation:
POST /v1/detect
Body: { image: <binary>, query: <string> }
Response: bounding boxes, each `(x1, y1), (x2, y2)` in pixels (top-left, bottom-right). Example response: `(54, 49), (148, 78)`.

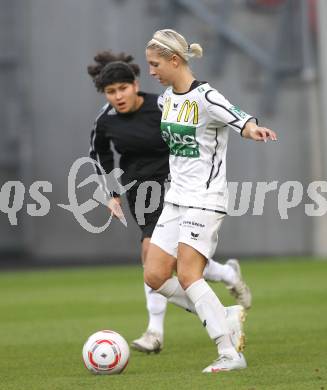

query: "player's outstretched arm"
(242, 121), (277, 142)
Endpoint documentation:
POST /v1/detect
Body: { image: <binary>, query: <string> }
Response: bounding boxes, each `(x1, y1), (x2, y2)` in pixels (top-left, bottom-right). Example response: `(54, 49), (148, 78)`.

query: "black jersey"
(89, 92), (169, 187)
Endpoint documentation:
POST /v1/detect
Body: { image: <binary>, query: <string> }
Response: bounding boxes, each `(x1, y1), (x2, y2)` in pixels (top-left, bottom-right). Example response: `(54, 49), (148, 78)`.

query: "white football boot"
(226, 259), (252, 310)
(225, 305), (246, 352)
(131, 330), (163, 354)
(202, 353), (247, 373)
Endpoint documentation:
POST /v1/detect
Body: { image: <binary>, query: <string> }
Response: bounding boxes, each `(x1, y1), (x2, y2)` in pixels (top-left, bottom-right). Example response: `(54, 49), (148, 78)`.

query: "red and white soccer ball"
(82, 330), (130, 375)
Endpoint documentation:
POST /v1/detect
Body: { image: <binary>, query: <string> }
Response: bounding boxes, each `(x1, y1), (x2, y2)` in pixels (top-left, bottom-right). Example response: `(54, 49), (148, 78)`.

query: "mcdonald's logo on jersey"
(177, 100), (199, 125)
(162, 97), (171, 120)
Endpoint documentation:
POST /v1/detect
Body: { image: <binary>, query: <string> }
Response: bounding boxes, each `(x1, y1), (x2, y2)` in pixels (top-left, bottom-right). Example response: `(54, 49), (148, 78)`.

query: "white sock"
(156, 277), (195, 313)
(155, 278), (237, 357)
(144, 283), (167, 335)
(186, 279), (237, 358)
(203, 259), (238, 286)
(185, 279), (230, 337)
(215, 334), (238, 358)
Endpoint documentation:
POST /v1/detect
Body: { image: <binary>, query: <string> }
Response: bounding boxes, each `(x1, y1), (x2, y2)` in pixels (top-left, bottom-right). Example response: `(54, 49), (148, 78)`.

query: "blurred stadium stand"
(0, 0), (326, 266)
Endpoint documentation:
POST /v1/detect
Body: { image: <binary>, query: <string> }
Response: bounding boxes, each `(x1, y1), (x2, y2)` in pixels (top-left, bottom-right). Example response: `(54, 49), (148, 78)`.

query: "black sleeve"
(89, 126), (114, 175)
(89, 120), (120, 199)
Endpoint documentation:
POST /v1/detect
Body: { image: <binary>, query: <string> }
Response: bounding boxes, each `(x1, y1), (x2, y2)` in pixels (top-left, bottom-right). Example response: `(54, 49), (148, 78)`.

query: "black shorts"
(126, 178), (166, 241)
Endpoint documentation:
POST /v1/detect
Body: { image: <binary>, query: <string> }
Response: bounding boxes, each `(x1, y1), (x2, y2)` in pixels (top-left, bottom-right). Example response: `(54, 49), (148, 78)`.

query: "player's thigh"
(177, 208), (225, 288)
(179, 208), (225, 261)
(140, 209), (162, 264)
(145, 203), (180, 288)
(150, 203), (180, 258)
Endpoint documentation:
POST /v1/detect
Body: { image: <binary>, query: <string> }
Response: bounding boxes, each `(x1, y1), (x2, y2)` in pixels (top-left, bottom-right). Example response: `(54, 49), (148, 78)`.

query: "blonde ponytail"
(188, 43), (203, 59)
(147, 29), (203, 62)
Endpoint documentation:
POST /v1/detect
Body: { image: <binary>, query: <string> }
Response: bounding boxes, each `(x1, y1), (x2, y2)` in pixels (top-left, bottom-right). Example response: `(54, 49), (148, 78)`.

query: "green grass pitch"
(0, 258), (326, 390)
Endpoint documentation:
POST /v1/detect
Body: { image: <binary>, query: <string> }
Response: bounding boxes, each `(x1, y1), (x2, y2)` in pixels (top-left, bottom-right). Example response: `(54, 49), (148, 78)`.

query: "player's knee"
(177, 272), (196, 290)
(177, 275), (189, 290)
(144, 269), (163, 290)
(144, 264), (172, 290)
(143, 269), (154, 289)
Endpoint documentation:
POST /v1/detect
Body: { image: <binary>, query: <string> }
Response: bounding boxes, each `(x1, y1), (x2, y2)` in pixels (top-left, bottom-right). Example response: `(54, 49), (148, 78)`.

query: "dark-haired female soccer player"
(88, 51), (251, 354)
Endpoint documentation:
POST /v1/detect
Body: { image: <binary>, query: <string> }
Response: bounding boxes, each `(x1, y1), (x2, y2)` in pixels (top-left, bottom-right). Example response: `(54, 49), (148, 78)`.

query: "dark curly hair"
(87, 50), (141, 92)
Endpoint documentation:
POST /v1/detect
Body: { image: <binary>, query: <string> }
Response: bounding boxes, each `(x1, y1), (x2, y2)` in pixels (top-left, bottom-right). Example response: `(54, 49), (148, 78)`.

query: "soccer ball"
(82, 330), (130, 375)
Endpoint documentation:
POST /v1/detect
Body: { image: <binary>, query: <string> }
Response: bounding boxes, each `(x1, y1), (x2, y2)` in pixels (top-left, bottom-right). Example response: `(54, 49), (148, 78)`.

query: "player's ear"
(171, 54), (182, 68)
(170, 54), (179, 68)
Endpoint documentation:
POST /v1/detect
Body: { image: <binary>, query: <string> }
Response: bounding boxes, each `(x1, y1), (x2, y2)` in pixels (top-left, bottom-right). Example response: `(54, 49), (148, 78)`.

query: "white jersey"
(159, 81), (256, 213)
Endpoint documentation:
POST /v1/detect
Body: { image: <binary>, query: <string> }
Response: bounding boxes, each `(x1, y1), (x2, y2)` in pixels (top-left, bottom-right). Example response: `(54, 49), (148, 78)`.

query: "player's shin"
(144, 283), (167, 334)
(185, 278), (238, 358)
(156, 276), (195, 313)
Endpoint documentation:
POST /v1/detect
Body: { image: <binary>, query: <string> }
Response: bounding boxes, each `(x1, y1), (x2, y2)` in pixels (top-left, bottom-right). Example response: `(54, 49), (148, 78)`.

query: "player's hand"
(242, 122), (277, 142)
(107, 197), (124, 219)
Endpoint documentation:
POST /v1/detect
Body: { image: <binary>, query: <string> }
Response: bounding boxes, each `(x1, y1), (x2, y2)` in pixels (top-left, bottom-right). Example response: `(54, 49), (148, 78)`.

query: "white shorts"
(150, 203), (225, 259)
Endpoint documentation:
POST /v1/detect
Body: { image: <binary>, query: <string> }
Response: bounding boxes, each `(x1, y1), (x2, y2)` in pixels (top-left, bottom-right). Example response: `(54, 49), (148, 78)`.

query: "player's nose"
(149, 66), (156, 76)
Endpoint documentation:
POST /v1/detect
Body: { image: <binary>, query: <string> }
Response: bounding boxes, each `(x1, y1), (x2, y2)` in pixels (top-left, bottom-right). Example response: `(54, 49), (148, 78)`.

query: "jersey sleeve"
(89, 112), (118, 198)
(89, 127), (114, 175)
(203, 89), (257, 135)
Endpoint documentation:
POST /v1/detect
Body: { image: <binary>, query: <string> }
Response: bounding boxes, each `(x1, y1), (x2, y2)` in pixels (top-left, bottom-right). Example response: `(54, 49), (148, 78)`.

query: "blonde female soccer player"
(88, 50), (252, 355)
(144, 29), (277, 372)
